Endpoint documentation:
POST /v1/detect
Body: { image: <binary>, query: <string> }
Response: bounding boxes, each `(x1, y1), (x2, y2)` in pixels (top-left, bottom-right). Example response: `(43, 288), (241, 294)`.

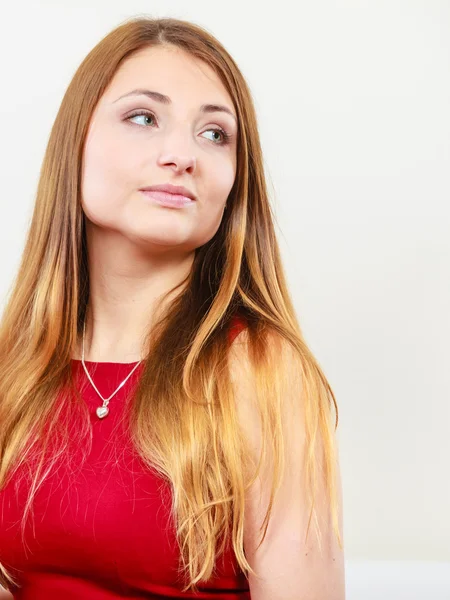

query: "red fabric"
(0, 317), (250, 599)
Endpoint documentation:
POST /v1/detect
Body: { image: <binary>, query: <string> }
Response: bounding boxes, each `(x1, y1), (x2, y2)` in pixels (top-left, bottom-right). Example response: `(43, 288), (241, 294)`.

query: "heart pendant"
(96, 406), (109, 419)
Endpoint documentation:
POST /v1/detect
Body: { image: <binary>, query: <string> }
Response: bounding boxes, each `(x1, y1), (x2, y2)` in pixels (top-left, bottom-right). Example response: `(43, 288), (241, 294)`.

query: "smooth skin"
(76, 44), (238, 363)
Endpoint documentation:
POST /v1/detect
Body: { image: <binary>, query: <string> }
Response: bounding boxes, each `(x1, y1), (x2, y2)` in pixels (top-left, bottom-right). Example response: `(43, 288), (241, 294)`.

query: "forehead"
(103, 45), (233, 109)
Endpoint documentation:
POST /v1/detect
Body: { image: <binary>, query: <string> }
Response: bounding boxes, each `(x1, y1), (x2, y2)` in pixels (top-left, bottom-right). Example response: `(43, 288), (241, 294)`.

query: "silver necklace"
(81, 320), (142, 419)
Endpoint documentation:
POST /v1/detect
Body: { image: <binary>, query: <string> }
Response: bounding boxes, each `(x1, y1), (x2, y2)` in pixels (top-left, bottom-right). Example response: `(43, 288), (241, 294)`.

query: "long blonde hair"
(0, 16), (342, 593)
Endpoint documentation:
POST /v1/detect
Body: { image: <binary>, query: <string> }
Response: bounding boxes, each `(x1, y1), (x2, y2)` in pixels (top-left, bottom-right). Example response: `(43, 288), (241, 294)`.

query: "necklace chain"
(81, 320), (142, 419)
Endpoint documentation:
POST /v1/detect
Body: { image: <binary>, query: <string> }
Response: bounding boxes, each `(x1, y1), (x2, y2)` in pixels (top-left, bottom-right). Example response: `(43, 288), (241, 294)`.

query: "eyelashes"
(124, 109), (234, 146)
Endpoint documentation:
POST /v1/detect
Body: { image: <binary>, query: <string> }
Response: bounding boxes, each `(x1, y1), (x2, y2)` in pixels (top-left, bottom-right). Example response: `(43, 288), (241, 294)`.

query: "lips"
(140, 190), (195, 208)
(139, 183), (196, 201)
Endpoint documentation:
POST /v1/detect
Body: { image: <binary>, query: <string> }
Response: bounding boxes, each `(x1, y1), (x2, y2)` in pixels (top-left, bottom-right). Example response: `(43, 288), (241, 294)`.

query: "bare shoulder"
(228, 325), (306, 471)
(228, 326), (303, 423)
(228, 326), (346, 600)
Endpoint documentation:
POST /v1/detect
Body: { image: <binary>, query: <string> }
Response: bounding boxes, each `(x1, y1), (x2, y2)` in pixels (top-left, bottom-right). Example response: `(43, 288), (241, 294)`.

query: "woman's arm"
(229, 330), (345, 600)
(0, 588), (13, 599)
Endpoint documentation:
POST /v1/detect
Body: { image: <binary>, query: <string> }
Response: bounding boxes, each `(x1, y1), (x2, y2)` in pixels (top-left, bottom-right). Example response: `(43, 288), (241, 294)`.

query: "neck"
(73, 225), (195, 362)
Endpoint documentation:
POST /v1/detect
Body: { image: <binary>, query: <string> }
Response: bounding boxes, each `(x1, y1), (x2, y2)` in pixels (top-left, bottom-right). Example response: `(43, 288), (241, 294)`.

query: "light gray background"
(0, 2), (449, 598)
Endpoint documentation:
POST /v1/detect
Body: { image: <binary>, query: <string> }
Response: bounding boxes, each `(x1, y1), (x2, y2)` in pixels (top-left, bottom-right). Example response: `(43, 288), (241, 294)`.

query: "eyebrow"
(112, 89), (237, 124)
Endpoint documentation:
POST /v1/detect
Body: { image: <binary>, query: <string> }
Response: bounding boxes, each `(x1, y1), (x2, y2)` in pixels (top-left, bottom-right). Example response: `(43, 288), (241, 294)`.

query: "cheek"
(81, 128), (135, 217)
(206, 158), (235, 206)
(192, 159), (235, 244)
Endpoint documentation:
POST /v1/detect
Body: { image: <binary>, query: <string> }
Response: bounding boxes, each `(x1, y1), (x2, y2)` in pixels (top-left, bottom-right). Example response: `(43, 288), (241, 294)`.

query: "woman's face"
(81, 45), (238, 254)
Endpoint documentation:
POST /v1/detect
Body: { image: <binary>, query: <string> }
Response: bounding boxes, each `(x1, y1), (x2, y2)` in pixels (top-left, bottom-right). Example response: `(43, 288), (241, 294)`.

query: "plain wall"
(0, 0), (448, 567)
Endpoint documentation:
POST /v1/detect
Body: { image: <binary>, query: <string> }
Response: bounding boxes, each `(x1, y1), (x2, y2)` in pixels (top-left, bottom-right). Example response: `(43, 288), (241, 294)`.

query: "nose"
(156, 127), (197, 174)
(157, 153), (197, 174)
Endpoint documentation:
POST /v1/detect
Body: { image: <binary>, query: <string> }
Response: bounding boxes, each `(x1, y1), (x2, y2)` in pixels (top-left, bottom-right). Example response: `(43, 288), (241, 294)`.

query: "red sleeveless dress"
(0, 317), (250, 599)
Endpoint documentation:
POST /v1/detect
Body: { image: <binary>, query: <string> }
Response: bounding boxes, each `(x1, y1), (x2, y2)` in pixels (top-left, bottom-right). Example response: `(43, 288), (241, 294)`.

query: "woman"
(0, 16), (345, 600)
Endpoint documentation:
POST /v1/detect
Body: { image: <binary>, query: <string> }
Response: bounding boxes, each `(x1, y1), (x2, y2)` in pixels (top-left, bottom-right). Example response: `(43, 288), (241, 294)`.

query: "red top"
(0, 317), (250, 599)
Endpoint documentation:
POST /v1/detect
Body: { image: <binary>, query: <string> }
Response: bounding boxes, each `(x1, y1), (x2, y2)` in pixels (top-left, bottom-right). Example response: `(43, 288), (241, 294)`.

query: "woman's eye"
(125, 110), (233, 146)
(126, 111), (156, 127)
(201, 129), (232, 145)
